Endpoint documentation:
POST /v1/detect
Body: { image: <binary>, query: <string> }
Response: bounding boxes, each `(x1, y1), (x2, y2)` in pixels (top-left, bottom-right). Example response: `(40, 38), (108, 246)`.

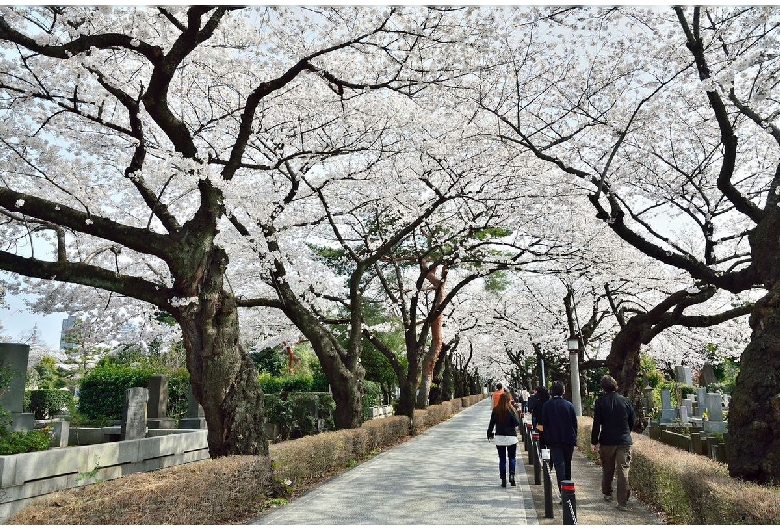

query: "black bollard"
(561, 480), (577, 525)
(529, 428), (536, 464)
(543, 455), (553, 518)
(532, 431), (541, 485)
(523, 422), (530, 452)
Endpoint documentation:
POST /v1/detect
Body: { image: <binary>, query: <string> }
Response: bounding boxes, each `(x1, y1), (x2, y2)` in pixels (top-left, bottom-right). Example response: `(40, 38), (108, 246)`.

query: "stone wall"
(0, 430), (209, 522)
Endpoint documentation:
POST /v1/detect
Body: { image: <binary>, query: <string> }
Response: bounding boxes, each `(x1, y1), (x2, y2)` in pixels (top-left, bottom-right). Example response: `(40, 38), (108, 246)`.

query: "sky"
(0, 281), (67, 350)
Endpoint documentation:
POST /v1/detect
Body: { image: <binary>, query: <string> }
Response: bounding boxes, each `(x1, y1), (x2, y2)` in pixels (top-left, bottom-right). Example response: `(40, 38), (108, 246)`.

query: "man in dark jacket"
(528, 386), (549, 431)
(538, 381), (577, 494)
(590, 374), (636, 511)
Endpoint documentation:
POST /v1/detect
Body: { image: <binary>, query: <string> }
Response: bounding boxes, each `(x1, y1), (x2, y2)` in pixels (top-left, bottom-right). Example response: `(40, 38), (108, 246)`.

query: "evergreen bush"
(258, 372), (313, 394)
(76, 362), (189, 422)
(0, 429), (52, 455)
(263, 392), (335, 440)
(27, 389), (74, 420)
(361, 380), (381, 420)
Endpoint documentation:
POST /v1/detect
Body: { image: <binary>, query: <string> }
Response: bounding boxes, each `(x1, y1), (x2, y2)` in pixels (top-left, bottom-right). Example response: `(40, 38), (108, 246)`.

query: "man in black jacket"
(538, 381), (577, 495)
(590, 375), (636, 511)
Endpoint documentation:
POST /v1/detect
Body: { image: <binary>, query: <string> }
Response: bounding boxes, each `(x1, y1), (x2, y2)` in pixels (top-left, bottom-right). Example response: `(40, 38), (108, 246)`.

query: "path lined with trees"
(1, 6), (777, 484)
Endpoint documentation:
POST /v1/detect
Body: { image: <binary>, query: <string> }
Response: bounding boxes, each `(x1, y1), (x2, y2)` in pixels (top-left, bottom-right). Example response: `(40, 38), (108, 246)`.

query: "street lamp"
(567, 334), (583, 416)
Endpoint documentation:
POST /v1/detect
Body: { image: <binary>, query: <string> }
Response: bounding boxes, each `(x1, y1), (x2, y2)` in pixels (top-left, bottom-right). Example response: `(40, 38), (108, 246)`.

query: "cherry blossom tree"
(0, 6), (482, 455)
(470, 6), (777, 482)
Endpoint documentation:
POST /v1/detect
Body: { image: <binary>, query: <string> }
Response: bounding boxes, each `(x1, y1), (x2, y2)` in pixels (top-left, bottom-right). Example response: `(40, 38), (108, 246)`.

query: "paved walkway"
(251, 399), (663, 525)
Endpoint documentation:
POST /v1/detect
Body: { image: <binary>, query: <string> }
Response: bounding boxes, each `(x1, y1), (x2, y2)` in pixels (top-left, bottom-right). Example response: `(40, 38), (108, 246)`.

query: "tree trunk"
(428, 346), (448, 405)
(179, 285), (267, 458)
(395, 373), (418, 420)
(279, 297), (364, 429)
(416, 329), (442, 408)
(415, 266), (446, 409)
(728, 287), (780, 483)
(330, 372), (364, 428)
(605, 320), (646, 431)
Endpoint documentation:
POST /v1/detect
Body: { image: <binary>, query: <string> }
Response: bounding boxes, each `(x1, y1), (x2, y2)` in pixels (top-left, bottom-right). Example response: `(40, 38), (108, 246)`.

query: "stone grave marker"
(121, 387), (148, 440)
(680, 405), (689, 424)
(682, 398), (694, 417)
(0, 342), (35, 431)
(50, 420), (70, 448)
(179, 385), (207, 429)
(147, 374), (176, 429)
(675, 365), (693, 386)
(703, 392), (727, 433)
(660, 388), (678, 424)
(696, 387), (707, 416)
(698, 363), (717, 387)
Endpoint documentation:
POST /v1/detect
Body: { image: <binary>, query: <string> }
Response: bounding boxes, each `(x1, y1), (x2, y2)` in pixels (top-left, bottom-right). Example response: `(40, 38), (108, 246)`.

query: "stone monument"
(659, 388), (678, 424)
(0, 342), (35, 431)
(695, 387), (707, 416)
(179, 386), (207, 429)
(121, 387), (148, 440)
(698, 363), (717, 387)
(703, 392), (727, 433)
(146, 374), (176, 429)
(674, 365), (693, 386)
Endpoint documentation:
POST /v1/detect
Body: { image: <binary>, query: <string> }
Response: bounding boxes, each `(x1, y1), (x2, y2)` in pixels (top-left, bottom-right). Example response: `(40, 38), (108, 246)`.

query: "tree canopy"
(1, 5), (777, 482)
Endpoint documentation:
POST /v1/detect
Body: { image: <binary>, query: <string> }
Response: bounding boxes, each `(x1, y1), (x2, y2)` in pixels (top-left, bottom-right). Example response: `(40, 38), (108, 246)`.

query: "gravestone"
(642, 385), (654, 412)
(146, 374), (176, 429)
(179, 386), (207, 429)
(675, 365), (693, 386)
(121, 387), (148, 440)
(680, 405), (689, 424)
(682, 398), (694, 417)
(698, 363), (717, 387)
(0, 342), (35, 431)
(659, 388), (678, 424)
(703, 392), (727, 433)
(49, 420), (69, 448)
(696, 387), (708, 416)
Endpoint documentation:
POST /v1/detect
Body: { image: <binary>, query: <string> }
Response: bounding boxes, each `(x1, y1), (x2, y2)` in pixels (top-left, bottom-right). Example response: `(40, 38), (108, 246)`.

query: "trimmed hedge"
(577, 416), (780, 524)
(27, 389), (74, 420)
(270, 395), (485, 487)
(264, 392), (336, 440)
(258, 372), (314, 394)
(78, 365), (189, 421)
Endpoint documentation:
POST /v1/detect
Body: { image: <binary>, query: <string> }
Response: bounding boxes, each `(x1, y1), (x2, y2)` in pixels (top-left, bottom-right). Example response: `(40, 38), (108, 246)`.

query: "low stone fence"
(648, 422), (728, 463)
(368, 405), (394, 419)
(0, 429), (209, 522)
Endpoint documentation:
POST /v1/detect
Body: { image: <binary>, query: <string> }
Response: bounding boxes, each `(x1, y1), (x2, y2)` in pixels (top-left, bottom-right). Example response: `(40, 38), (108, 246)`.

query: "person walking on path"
(528, 385), (549, 431)
(487, 391), (521, 488)
(492, 382), (504, 408)
(520, 387), (530, 413)
(538, 381), (577, 494)
(590, 374), (636, 511)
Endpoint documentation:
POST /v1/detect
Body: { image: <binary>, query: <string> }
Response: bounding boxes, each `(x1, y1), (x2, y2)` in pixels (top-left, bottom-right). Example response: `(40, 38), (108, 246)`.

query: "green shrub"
(165, 369), (190, 419)
(264, 392), (335, 440)
(77, 364), (158, 420)
(77, 364), (188, 422)
(27, 389), (74, 420)
(362, 380), (382, 421)
(0, 429), (52, 455)
(258, 372), (313, 394)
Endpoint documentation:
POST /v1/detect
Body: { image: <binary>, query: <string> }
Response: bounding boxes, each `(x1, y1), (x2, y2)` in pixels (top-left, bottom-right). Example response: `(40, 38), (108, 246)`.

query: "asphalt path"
(251, 398), (537, 525)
